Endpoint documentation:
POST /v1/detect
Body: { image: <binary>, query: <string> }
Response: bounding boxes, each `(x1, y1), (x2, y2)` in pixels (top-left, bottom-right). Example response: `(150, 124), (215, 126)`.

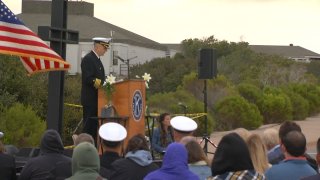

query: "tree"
(0, 103), (46, 147)
(214, 95), (263, 130)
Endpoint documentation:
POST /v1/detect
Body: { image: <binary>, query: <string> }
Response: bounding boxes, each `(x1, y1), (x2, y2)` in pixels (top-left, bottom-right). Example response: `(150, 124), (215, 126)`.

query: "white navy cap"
(170, 116), (198, 132)
(0, 131), (3, 138)
(99, 122), (127, 142)
(92, 37), (111, 48)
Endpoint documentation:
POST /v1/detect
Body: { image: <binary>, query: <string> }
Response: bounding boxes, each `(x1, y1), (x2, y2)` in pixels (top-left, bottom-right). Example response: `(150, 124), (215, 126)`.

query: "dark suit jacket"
(81, 51), (106, 107)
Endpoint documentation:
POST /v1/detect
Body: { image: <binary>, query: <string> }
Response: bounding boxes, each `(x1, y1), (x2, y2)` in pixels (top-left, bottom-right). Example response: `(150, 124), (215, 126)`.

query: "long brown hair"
(185, 140), (209, 165)
(159, 113), (173, 146)
(126, 134), (149, 154)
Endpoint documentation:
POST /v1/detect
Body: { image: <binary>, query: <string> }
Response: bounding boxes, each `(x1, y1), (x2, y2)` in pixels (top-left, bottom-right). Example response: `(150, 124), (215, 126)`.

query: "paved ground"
(197, 114), (320, 160)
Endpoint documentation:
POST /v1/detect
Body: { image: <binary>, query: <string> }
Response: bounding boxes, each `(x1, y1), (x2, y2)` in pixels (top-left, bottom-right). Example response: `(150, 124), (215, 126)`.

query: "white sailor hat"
(0, 131), (3, 138)
(92, 37), (111, 48)
(99, 122), (127, 142)
(170, 116), (198, 132)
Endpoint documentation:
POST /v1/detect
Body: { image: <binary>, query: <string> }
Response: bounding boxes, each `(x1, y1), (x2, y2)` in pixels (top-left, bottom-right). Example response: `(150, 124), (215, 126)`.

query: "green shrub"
(237, 83), (262, 104)
(282, 89), (309, 120)
(214, 95), (263, 130)
(258, 87), (293, 123)
(289, 84), (320, 115)
(0, 103), (46, 147)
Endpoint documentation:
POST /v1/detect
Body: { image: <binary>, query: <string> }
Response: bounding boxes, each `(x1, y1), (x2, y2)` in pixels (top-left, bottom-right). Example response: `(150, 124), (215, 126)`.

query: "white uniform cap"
(92, 37), (111, 48)
(170, 116), (198, 132)
(99, 122), (127, 142)
(0, 131), (3, 138)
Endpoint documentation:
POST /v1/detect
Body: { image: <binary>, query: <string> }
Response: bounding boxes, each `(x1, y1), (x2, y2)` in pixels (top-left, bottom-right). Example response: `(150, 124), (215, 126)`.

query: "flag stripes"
(0, 1), (70, 75)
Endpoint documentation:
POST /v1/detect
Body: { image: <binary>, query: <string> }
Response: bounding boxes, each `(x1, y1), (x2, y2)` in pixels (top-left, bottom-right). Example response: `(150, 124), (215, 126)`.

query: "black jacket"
(110, 151), (159, 180)
(0, 153), (16, 180)
(81, 51), (106, 107)
(19, 130), (71, 180)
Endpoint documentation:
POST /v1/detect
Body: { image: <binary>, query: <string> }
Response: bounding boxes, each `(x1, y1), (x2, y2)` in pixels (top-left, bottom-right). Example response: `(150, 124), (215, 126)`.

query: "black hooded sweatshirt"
(19, 129), (71, 180)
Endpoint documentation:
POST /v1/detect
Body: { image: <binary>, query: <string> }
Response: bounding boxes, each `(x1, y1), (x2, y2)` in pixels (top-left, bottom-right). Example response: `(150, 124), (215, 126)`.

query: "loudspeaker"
(198, 48), (217, 79)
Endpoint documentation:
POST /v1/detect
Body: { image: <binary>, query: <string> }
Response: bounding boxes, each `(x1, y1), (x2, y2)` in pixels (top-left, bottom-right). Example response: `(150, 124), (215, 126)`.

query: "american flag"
(0, 0), (70, 75)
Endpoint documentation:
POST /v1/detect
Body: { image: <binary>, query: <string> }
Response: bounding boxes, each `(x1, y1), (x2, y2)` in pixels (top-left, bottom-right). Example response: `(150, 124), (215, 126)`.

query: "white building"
(18, 0), (171, 76)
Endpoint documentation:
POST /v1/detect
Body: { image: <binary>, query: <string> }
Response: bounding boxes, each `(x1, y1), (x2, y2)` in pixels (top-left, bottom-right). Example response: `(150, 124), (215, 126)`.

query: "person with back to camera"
(170, 116), (198, 142)
(302, 137), (320, 180)
(246, 134), (270, 174)
(98, 122), (127, 179)
(0, 138), (16, 180)
(183, 137), (211, 180)
(19, 129), (71, 180)
(110, 134), (159, 180)
(209, 133), (265, 180)
(81, 37), (111, 144)
(151, 113), (174, 156)
(66, 142), (106, 180)
(265, 131), (317, 180)
(144, 142), (199, 180)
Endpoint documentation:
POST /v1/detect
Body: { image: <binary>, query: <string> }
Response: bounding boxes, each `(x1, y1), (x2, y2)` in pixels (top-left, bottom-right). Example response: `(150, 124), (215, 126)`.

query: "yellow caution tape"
(64, 103), (83, 108)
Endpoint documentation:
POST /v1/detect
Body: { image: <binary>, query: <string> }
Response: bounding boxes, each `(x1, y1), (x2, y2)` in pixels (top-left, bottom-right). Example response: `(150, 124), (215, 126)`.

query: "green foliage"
(282, 88), (309, 120)
(180, 73), (238, 110)
(237, 83), (262, 104)
(148, 89), (214, 136)
(307, 60), (320, 82)
(289, 83), (320, 115)
(0, 55), (48, 119)
(0, 103), (46, 147)
(214, 95), (263, 130)
(181, 35), (249, 58)
(130, 56), (197, 94)
(258, 87), (293, 124)
(62, 74), (82, 145)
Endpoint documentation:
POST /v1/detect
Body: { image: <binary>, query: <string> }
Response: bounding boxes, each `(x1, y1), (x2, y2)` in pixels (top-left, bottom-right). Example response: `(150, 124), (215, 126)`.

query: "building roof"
(249, 45), (320, 59)
(162, 43), (182, 52)
(17, 0), (167, 51)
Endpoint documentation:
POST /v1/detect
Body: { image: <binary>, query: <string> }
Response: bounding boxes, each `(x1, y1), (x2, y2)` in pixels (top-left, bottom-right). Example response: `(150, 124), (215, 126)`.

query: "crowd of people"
(1, 114), (320, 180)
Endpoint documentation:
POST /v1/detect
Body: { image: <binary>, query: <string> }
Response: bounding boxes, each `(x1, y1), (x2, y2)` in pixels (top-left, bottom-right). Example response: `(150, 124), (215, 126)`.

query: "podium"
(97, 79), (146, 155)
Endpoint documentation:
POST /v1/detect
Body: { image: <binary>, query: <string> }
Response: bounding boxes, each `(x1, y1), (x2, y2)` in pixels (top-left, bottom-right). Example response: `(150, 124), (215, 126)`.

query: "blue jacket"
(151, 127), (173, 153)
(144, 143), (199, 180)
(265, 159), (317, 180)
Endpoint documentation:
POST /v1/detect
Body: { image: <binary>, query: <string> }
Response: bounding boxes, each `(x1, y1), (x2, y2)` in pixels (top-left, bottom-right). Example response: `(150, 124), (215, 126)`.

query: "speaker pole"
(199, 48), (218, 155)
(203, 79), (208, 154)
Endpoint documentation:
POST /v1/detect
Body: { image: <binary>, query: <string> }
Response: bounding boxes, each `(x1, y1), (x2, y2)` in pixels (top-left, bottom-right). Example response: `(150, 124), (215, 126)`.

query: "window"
(113, 51), (118, 65)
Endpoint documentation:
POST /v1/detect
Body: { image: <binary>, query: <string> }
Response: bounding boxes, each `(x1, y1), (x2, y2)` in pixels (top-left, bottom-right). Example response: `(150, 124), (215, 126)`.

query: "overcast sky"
(3, 0), (320, 54)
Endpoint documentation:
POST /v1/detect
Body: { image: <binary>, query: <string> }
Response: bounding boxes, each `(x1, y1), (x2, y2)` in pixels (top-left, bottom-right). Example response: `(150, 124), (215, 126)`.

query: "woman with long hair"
(151, 113), (174, 154)
(246, 134), (270, 173)
(185, 139), (211, 180)
(110, 134), (158, 180)
(209, 133), (265, 180)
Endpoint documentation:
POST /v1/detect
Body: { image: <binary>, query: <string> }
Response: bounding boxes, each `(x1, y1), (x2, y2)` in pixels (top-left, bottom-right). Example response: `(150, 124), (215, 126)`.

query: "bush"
(282, 89), (309, 120)
(289, 84), (320, 115)
(0, 103), (46, 147)
(237, 83), (262, 104)
(214, 95), (263, 130)
(258, 87), (293, 124)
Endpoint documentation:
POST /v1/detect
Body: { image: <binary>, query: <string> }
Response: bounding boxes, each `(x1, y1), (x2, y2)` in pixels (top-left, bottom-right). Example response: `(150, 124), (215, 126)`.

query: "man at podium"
(81, 37), (111, 144)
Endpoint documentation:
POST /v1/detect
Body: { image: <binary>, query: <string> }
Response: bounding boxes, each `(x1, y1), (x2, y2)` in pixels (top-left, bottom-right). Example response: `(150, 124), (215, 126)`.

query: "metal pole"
(127, 60), (130, 80)
(203, 79), (208, 154)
